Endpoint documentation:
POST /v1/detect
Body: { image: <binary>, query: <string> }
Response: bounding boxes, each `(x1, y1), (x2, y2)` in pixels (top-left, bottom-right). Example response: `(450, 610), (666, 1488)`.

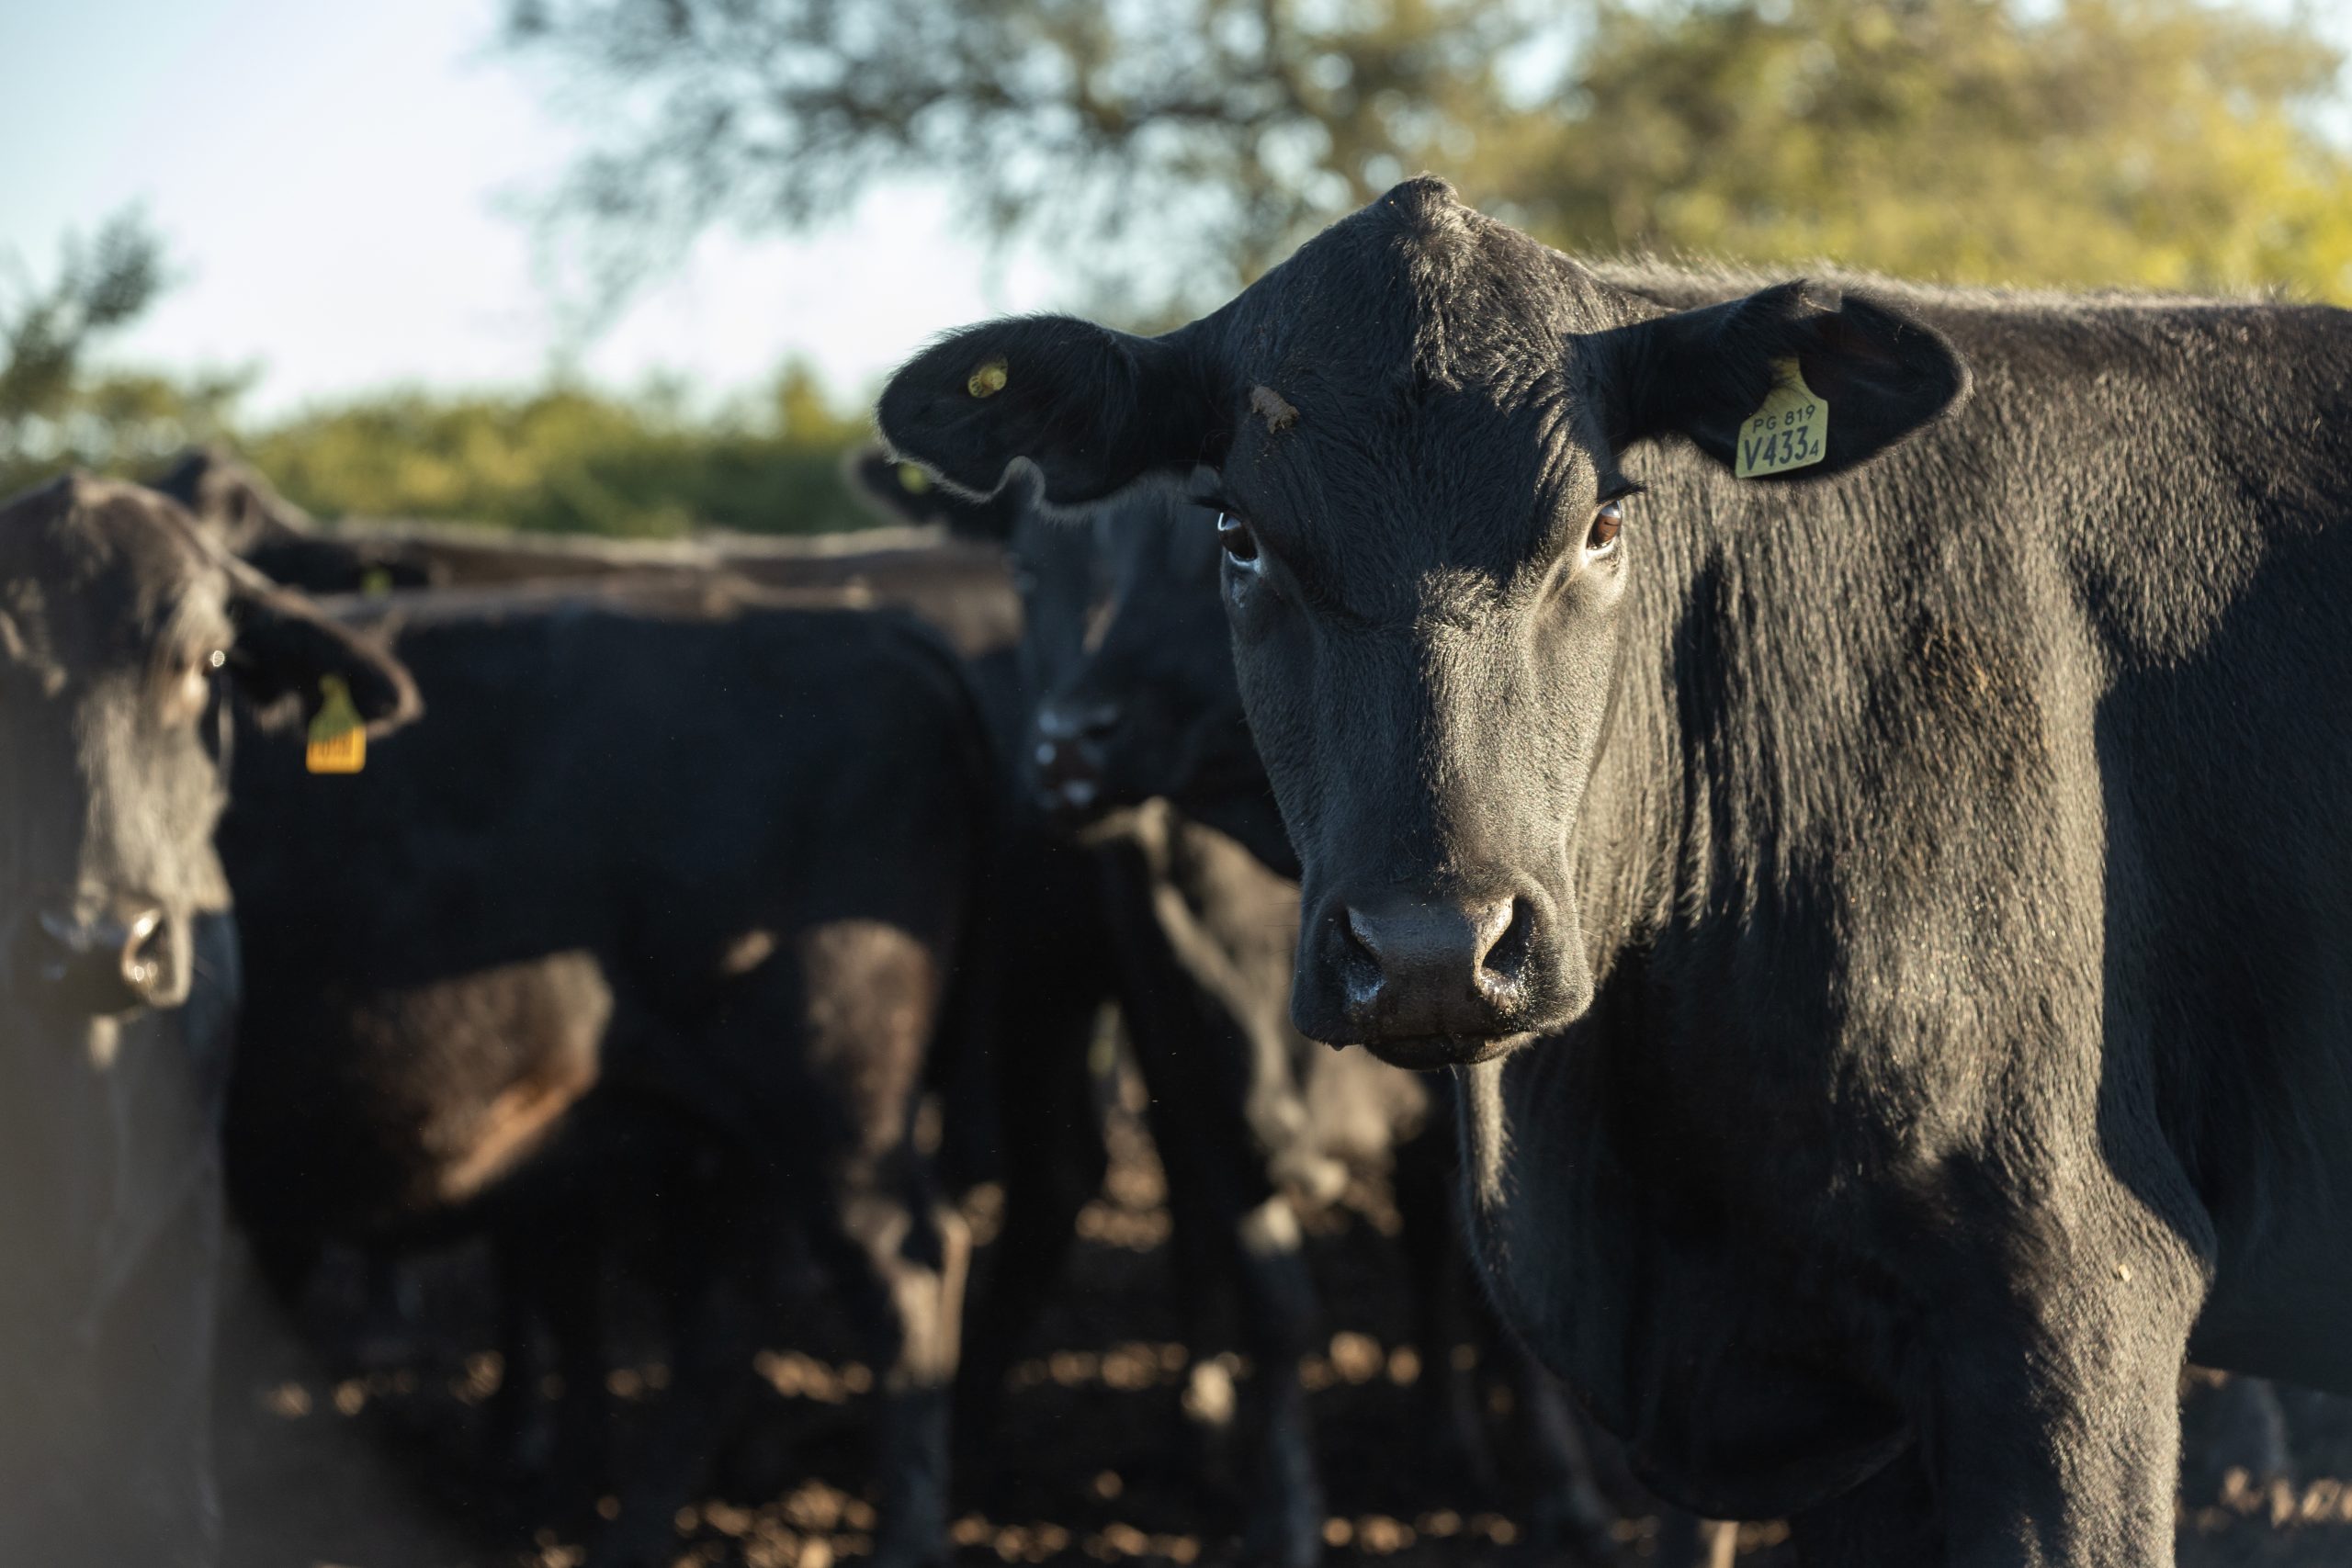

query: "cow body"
(876, 179), (2352, 1564)
(220, 587), (989, 1567)
(1447, 274), (2352, 1526)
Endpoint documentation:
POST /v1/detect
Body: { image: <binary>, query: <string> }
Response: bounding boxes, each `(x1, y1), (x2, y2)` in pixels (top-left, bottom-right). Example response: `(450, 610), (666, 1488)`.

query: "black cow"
(854, 457), (1625, 1564)
(878, 176), (2352, 1564)
(219, 581), (990, 1568)
(0, 474), (414, 1565)
(1021, 479), (1770, 1566)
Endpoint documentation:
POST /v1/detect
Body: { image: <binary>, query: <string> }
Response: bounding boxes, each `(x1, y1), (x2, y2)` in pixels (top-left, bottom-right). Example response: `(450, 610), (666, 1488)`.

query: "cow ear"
(1611, 282), (1968, 480)
(841, 444), (1031, 543)
(225, 565), (422, 737)
(877, 315), (1218, 506)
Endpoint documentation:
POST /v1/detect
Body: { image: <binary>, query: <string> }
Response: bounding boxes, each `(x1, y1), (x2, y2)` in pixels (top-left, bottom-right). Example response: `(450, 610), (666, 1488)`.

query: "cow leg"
(484, 1229), (549, 1484)
(1390, 1123), (1499, 1494)
(1655, 1515), (1741, 1568)
(807, 1177), (969, 1568)
(1849, 1184), (2208, 1568)
(1498, 1337), (1623, 1565)
(532, 1219), (617, 1520)
(952, 977), (1106, 1474)
(1227, 1197), (1324, 1568)
(586, 1171), (763, 1568)
(761, 919), (968, 1568)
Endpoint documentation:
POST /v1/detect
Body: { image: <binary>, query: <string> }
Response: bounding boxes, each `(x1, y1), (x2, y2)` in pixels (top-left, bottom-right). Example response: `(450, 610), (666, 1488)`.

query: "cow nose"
(1343, 894), (1531, 1011)
(25, 897), (173, 1014)
(1032, 700), (1120, 816)
(1035, 700), (1119, 744)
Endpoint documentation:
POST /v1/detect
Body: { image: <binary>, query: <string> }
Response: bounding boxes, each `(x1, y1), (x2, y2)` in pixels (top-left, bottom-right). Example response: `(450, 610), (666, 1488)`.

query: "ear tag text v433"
(306, 674), (366, 774)
(1735, 357), (1829, 479)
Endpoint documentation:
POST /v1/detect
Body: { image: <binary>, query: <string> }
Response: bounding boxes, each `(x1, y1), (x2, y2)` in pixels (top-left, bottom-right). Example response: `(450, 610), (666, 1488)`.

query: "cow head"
(880, 177), (1965, 1068)
(0, 475), (419, 1019)
(1019, 480), (1296, 874)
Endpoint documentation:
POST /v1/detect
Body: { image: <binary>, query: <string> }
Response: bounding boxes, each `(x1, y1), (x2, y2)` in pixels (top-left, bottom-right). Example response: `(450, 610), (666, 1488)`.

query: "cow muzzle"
(12, 891), (183, 1016)
(1292, 882), (1589, 1067)
(1031, 698), (1122, 821)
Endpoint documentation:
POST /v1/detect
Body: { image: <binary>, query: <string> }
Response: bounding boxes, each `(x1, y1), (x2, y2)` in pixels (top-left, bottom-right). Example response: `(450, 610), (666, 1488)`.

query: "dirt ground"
(216, 1098), (2352, 1568)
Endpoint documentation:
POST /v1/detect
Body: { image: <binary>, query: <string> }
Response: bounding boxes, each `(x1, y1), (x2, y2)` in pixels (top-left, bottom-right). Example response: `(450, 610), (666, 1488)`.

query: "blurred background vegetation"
(10, 0), (2349, 535)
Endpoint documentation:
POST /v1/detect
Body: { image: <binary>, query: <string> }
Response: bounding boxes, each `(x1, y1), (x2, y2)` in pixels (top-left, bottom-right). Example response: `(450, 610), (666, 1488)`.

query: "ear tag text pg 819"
(1735, 357), (1829, 479)
(305, 674), (366, 774)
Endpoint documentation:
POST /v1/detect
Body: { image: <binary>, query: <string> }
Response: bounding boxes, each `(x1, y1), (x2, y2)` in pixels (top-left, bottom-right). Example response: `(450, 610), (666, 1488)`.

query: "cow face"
(882, 179), (1964, 1066)
(0, 475), (419, 1019)
(1021, 480), (1295, 874)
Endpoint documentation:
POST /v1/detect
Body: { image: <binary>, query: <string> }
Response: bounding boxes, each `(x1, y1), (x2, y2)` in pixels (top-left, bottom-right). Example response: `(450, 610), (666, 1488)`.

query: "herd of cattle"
(3, 180), (2350, 1568)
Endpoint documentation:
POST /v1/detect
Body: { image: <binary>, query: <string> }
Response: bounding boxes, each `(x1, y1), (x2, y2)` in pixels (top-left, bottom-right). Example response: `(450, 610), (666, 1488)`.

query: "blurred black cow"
(0, 474), (414, 1565)
(218, 580), (991, 1568)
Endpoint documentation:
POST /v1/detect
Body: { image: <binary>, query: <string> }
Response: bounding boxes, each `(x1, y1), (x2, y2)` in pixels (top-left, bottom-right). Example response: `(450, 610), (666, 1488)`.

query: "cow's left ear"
(842, 443), (1034, 543)
(224, 564), (422, 737)
(878, 315), (1221, 506)
(1608, 281), (1969, 479)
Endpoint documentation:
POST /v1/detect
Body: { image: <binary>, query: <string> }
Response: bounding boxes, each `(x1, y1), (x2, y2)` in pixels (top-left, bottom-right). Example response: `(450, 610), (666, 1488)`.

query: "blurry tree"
(1495, 0), (2352, 299)
(0, 211), (249, 491)
(508, 0), (2352, 310)
(503, 0), (1563, 317)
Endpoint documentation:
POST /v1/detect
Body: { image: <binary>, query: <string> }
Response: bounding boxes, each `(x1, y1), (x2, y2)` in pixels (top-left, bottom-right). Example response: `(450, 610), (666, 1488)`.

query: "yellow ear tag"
(967, 357), (1008, 399)
(897, 461), (933, 493)
(305, 674), (366, 774)
(1734, 357), (1829, 479)
(359, 565), (393, 595)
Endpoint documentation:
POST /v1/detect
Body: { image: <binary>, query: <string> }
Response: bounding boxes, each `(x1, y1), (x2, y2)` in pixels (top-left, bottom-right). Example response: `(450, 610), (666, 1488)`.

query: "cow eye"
(1216, 511), (1261, 570)
(1587, 501), (1623, 552)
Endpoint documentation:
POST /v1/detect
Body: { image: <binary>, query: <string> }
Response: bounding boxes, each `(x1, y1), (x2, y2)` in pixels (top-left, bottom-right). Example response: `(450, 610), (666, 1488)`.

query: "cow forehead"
(1, 479), (226, 665)
(1227, 178), (1625, 405)
(1224, 378), (1600, 598)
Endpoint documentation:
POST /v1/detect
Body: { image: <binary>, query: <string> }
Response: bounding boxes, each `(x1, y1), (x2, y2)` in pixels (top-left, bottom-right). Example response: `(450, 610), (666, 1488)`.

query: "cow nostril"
(119, 905), (165, 996)
(1340, 908), (1387, 1009)
(1475, 897), (1535, 998)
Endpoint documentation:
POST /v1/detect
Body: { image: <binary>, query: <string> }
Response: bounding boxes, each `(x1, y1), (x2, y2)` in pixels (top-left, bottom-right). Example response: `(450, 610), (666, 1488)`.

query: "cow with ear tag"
(0, 473), (417, 1567)
(882, 176), (2352, 1566)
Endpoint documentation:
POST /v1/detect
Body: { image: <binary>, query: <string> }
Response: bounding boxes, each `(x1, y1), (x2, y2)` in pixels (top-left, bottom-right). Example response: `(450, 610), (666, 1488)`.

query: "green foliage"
(0, 210), (243, 493)
(1498, 0), (2352, 298)
(510, 0), (2352, 313)
(243, 364), (875, 536)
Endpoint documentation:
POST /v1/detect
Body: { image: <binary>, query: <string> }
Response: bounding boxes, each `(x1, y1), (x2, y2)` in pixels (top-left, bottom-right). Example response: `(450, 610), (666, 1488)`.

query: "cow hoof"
(1237, 1497), (1324, 1568)
(867, 1532), (951, 1568)
(1522, 1488), (1624, 1567)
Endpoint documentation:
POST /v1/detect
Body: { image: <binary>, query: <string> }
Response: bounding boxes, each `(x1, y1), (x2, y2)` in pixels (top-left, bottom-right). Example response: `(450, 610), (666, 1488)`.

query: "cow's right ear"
(224, 563), (422, 738)
(877, 316), (1219, 506)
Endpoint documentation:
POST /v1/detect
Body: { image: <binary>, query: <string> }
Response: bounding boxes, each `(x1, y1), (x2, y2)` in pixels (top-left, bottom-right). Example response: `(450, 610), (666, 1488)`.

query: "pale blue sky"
(0, 0), (1054, 420)
(6, 1), (2346, 423)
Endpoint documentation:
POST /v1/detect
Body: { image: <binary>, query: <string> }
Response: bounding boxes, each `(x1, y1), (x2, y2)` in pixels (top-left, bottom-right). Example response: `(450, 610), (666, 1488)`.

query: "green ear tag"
(305, 674), (366, 774)
(1734, 357), (1829, 479)
(967, 357), (1008, 399)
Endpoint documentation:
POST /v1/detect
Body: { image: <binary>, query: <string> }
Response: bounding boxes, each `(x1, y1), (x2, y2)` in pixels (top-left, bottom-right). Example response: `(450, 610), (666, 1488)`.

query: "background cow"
(0, 474), (414, 1565)
(219, 581), (992, 1568)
